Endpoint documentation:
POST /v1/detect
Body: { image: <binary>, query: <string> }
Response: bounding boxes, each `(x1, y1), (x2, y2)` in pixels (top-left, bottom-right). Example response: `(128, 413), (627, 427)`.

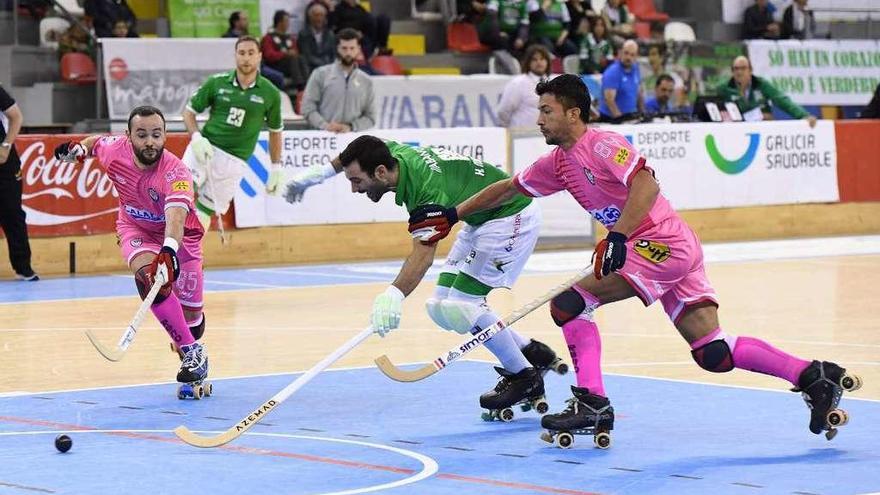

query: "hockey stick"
(374, 266), (593, 382)
(85, 267), (168, 362)
(203, 163), (228, 246)
(174, 325), (374, 448)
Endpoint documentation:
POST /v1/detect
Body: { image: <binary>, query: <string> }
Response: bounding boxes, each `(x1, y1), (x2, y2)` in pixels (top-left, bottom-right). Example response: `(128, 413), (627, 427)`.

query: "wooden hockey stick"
(374, 266), (593, 382)
(85, 267), (168, 362)
(174, 325), (374, 448)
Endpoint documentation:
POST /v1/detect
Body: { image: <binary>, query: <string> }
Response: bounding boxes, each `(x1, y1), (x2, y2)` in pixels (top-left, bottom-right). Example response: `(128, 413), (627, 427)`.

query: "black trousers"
(0, 176), (34, 275)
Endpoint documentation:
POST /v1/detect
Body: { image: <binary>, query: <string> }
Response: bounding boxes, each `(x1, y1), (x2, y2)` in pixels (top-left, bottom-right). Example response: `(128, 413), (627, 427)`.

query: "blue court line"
(0, 361), (877, 495)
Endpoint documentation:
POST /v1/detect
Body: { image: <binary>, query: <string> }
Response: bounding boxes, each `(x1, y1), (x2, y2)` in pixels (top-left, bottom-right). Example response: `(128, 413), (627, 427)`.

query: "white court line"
(0, 429), (438, 495)
(249, 269), (390, 281)
(202, 280), (290, 289)
(599, 332), (880, 350)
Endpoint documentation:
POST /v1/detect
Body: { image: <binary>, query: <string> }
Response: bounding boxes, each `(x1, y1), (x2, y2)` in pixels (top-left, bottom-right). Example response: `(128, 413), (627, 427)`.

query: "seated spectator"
(576, 16), (613, 74)
(743, 0), (780, 39)
(716, 55), (816, 126)
(598, 39), (643, 122)
(642, 43), (687, 108)
(262, 10), (311, 92)
(644, 74), (686, 114)
(330, 0), (392, 57)
(860, 82), (880, 119)
(601, 0), (634, 44)
(299, 2), (337, 73)
(111, 19), (137, 37)
(301, 28), (375, 133)
(497, 44), (552, 127)
(531, 0), (577, 57)
(457, 0), (489, 23)
(782, 0), (816, 40)
(58, 23), (95, 59)
(478, 0), (539, 56)
(566, 0), (597, 33)
(222, 10), (249, 38)
(84, 0), (138, 38)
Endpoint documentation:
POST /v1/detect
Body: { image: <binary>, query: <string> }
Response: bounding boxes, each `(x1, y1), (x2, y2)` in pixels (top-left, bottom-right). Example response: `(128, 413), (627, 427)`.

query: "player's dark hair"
(339, 135), (397, 177)
(228, 11), (241, 30)
(273, 9), (289, 27)
(127, 105), (165, 131)
(337, 27), (362, 45)
(655, 74), (674, 88)
(535, 74), (592, 123)
(235, 35), (261, 51)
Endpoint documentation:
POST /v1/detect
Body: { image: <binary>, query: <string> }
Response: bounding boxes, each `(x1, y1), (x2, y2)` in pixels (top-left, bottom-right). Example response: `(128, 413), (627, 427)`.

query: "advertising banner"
(168, 0), (261, 38)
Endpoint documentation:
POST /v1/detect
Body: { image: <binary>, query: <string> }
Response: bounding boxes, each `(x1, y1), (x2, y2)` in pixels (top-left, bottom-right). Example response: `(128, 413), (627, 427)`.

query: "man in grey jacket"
(301, 28), (375, 133)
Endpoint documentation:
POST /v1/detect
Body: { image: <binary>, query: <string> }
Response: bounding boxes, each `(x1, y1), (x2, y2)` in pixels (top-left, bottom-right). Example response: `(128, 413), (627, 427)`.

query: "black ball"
(55, 434), (72, 453)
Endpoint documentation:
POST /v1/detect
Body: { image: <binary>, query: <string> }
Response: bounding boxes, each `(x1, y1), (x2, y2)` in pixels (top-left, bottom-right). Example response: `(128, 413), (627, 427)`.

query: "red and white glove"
(593, 231), (628, 279)
(53, 141), (87, 163)
(148, 238), (180, 291)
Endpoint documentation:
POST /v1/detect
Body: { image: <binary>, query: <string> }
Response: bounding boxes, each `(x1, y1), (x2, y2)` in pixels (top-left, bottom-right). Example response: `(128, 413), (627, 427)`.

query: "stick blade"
(85, 331), (125, 362)
(173, 425), (238, 448)
(374, 355), (437, 382)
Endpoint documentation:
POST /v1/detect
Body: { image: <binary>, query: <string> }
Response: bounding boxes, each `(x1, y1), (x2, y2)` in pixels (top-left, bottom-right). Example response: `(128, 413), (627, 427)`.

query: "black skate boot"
(541, 385), (614, 449)
(480, 366), (547, 422)
(793, 360), (862, 440)
(521, 339), (569, 376)
(176, 342), (213, 400)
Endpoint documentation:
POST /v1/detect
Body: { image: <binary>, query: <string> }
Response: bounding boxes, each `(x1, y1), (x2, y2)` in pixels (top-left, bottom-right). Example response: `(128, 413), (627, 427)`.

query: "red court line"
(0, 415), (603, 495)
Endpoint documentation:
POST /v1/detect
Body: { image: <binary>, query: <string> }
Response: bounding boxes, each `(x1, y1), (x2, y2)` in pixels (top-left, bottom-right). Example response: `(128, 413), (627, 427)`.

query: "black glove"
(593, 231), (628, 279)
(407, 204), (459, 244)
(148, 246), (180, 290)
(53, 141), (87, 162)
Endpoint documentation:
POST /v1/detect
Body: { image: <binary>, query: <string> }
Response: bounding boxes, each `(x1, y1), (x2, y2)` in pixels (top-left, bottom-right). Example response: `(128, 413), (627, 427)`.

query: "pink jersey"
(513, 128), (677, 237)
(92, 135), (204, 238)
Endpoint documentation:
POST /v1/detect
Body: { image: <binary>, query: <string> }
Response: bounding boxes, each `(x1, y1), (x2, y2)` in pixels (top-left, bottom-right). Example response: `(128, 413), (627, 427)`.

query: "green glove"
(371, 286), (405, 337)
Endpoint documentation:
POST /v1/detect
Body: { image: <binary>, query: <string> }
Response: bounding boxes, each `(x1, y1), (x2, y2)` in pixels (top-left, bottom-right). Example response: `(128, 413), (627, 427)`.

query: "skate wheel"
(204, 382), (213, 397)
(840, 373), (862, 392)
(827, 409), (848, 427)
(192, 385), (203, 400)
(500, 408), (515, 422)
(481, 412), (493, 422)
(177, 387), (187, 400)
(540, 431), (554, 444)
(534, 400), (549, 415)
(555, 432), (574, 449)
(520, 403), (532, 412)
(555, 362), (569, 375)
(825, 428), (838, 441)
(594, 432), (612, 449)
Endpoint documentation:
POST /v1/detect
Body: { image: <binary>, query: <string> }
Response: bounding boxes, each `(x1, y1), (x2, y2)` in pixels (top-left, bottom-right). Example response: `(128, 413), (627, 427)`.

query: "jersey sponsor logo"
(583, 167), (596, 185)
(130, 237), (142, 247)
(634, 239), (672, 263)
(249, 94), (264, 104)
(705, 132), (760, 175)
(148, 188), (159, 201)
(172, 180), (191, 192)
(613, 147), (630, 165)
(124, 204), (165, 223)
(590, 205), (621, 227)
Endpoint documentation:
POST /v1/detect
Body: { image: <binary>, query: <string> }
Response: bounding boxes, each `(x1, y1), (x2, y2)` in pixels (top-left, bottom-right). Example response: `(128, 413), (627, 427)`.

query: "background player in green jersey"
(182, 36), (285, 230)
(284, 136), (568, 420)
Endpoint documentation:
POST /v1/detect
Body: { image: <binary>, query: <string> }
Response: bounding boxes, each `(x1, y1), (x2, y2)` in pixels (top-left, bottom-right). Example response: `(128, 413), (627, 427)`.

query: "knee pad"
(690, 338), (734, 373)
(439, 298), (486, 334)
(189, 313), (205, 340)
(135, 265), (170, 305)
(550, 289), (587, 326)
(426, 298), (455, 331)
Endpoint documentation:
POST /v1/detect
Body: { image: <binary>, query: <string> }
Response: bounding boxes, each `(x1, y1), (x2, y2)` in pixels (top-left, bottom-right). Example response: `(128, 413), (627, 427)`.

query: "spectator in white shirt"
(497, 44), (553, 128)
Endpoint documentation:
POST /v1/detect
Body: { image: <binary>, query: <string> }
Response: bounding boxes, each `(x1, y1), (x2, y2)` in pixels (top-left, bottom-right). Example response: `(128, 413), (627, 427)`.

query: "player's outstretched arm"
(53, 134), (102, 162)
(283, 155), (342, 203)
(371, 239), (437, 337)
(182, 108), (213, 166)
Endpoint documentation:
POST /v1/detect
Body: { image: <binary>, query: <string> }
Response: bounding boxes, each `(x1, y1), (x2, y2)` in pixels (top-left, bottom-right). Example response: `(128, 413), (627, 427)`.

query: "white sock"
(448, 289), (530, 373)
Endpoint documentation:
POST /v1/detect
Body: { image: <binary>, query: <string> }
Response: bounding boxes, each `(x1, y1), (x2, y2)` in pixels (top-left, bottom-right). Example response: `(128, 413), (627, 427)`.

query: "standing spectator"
(497, 44), (552, 128)
(330, 0), (392, 57)
(782, 0), (816, 40)
(222, 10), (249, 38)
(716, 55), (816, 126)
(84, 0), (138, 38)
(299, 2), (338, 73)
(531, 0), (577, 57)
(598, 39), (643, 122)
(576, 16), (613, 74)
(743, 0), (781, 39)
(262, 10), (311, 93)
(601, 0), (634, 44)
(301, 28), (375, 133)
(860, 82), (880, 119)
(0, 86), (37, 281)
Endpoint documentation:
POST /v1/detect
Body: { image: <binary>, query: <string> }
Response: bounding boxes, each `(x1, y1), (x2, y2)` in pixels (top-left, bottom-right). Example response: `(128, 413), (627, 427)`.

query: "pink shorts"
(616, 217), (718, 323)
(118, 223), (204, 311)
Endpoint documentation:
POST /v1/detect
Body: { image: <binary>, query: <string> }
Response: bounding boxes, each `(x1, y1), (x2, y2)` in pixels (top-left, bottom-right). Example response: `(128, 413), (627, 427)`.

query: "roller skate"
(176, 342), (213, 400)
(793, 360), (862, 440)
(522, 339), (569, 376)
(541, 385), (614, 449)
(480, 366), (548, 422)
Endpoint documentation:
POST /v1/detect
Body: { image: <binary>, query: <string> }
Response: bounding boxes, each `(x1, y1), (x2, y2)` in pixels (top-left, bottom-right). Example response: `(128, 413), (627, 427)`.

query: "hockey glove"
(265, 162), (284, 196)
(371, 286), (405, 337)
(53, 141), (87, 163)
(148, 242), (180, 291)
(407, 204), (458, 244)
(284, 163), (337, 203)
(593, 231), (628, 279)
(190, 132), (214, 166)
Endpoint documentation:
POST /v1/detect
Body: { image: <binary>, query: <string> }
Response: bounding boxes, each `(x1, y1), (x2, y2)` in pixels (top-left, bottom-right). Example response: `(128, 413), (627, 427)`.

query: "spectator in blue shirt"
(599, 39), (643, 122)
(645, 74), (675, 113)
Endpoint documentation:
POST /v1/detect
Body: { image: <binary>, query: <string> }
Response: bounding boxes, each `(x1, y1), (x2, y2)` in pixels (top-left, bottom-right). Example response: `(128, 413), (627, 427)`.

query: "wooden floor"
(1, 253), (878, 400)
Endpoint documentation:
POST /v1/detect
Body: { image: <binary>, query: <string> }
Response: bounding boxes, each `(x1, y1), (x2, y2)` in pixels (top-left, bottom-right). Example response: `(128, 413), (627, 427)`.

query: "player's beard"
(134, 144), (163, 166)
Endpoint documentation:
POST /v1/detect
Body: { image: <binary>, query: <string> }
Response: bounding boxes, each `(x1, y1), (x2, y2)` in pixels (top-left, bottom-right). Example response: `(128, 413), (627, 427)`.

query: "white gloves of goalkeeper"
(190, 132), (214, 166)
(284, 163), (338, 203)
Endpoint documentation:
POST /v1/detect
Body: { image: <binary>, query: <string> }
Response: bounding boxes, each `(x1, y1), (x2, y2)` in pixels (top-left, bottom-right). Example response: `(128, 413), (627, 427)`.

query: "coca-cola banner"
(18, 134), (190, 237)
(101, 38), (236, 121)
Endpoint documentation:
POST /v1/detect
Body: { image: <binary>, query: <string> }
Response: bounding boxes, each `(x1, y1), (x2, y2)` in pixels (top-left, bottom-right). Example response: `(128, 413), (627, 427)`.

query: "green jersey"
(187, 70), (283, 161)
(389, 141), (531, 226)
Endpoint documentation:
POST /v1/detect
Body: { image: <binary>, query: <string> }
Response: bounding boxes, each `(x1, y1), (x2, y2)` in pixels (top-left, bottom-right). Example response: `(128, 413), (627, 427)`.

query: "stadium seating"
(634, 21), (651, 39)
(60, 52), (97, 84)
(38, 17), (70, 50)
(371, 55), (405, 75)
(562, 54), (580, 74)
(446, 22), (490, 53)
(664, 21), (696, 42)
(626, 0), (670, 22)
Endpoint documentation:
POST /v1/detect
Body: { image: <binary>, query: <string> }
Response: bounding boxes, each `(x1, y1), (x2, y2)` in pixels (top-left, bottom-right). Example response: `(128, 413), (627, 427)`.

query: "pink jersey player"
(410, 75), (861, 447)
(55, 106), (211, 397)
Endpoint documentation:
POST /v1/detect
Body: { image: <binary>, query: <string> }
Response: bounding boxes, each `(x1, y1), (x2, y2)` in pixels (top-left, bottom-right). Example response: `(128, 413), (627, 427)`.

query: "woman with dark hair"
(497, 44), (553, 128)
(577, 16), (613, 74)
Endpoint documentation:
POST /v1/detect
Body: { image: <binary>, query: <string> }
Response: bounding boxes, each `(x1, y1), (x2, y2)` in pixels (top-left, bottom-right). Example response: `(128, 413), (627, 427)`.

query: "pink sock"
(692, 328), (810, 386)
(562, 319), (605, 396)
(151, 293), (195, 346)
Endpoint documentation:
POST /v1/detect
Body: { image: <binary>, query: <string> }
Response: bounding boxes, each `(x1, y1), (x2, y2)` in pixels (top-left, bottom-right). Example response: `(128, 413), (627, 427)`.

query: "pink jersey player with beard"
(513, 127), (717, 321)
(92, 135), (205, 312)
